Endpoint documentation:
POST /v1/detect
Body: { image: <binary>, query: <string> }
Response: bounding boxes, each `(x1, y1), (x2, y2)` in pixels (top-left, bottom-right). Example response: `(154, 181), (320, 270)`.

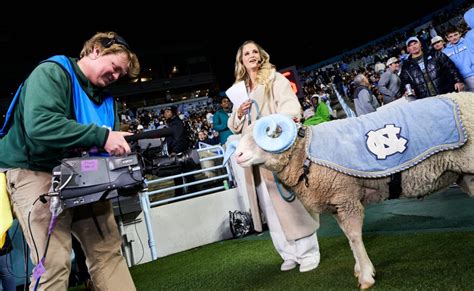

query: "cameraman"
(162, 106), (196, 196)
(163, 106), (189, 155)
(0, 32), (139, 290)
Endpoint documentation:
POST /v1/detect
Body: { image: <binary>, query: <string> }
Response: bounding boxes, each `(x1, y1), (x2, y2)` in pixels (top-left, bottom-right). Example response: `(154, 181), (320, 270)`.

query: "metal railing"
(332, 84), (356, 118)
(139, 144), (232, 260)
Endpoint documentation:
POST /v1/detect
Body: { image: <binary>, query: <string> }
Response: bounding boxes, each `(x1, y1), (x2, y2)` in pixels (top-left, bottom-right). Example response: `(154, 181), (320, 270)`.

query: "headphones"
(100, 35), (130, 49)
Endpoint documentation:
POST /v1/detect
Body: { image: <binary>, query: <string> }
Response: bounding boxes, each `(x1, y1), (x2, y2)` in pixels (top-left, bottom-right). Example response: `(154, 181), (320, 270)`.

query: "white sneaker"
(280, 260), (297, 271)
(299, 258), (319, 272)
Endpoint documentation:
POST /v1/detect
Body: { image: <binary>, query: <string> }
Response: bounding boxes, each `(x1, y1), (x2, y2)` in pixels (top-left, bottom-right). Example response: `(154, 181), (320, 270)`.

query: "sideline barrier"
(139, 145), (233, 260)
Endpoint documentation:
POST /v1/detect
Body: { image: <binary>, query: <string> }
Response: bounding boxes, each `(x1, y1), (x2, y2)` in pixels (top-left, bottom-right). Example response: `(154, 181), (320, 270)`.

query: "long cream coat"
(227, 71), (318, 240)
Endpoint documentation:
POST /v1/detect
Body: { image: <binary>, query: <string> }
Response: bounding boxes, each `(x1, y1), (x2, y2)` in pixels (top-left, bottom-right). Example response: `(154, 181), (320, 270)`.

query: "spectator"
(353, 74), (380, 115)
(431, 35), (446, 52)
(464, 7), (474, 90)
(377, 57), (402, 104)
(443, 24), (474, 91)
(209, 130), (220, 145)
(374, 62), (386, 76)
(194, 130), (212, 148)
(400, 36), (464, 98)
(212, 96), (233, 145)
(303, 95), (331, 126)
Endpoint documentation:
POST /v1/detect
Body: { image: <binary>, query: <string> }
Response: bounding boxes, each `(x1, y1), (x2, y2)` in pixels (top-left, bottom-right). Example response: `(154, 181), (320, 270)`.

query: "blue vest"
(0, 55), (115, 137)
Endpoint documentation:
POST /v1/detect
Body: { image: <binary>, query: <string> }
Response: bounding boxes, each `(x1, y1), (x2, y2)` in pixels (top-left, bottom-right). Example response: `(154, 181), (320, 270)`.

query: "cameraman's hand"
(105, 131), (133, 156)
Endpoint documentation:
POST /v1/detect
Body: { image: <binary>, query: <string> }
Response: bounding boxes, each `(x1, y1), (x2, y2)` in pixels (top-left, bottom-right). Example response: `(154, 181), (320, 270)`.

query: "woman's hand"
(238, 100), (252, 119)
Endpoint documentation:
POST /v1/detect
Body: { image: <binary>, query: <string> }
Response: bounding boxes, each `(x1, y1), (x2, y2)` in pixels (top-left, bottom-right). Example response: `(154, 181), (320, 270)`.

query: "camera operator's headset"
(100, 35), (130, 50)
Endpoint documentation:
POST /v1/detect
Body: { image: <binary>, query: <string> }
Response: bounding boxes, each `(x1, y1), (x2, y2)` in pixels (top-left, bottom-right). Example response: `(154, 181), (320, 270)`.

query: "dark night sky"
(0, 0), (465, 99)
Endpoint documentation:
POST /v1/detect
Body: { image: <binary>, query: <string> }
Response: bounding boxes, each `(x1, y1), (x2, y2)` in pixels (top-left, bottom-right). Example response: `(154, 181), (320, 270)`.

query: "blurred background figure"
(378, 57), (402, 105)
(212, 96), (233, 146)
(443, 24), (474, 92)
(431, 35), (446, 52)
(352, 74), (380, 115)
(303, 94), (331, 126)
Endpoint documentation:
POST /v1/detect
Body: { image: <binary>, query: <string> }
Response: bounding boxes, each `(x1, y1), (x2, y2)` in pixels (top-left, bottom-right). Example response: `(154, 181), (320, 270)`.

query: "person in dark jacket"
(0, 32), (139, 290)
(400, 36), (464, 98)
(163, 106), (196, 196)
(163, 106), (190, 155)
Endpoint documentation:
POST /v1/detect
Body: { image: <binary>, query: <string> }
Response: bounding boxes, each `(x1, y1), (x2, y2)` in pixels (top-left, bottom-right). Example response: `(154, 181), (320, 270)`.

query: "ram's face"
(234, 132), (273, 167)
(222, 114), (297, 169)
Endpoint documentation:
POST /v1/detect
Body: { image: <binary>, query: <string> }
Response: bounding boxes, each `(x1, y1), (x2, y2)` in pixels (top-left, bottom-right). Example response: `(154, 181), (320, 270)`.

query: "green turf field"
(70, 187), (474, 290)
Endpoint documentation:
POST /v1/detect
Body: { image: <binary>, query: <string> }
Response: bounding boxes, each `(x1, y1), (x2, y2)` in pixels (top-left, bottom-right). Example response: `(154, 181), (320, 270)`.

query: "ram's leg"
(334, 201), (375, 289)
(458, 174), (474, 197)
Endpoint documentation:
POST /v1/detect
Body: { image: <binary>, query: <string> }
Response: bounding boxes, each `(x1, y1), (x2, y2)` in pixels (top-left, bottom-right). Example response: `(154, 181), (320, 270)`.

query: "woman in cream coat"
(227, 40), (320, 272)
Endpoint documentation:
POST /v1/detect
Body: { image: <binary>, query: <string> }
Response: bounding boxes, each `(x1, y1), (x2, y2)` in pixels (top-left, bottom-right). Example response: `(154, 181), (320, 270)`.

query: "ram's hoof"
(359, 279), (375, 290)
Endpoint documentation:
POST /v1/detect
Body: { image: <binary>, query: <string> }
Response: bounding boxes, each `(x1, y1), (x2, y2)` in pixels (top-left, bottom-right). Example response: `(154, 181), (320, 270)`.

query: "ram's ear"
(253, 114), (297, 153)
(223, 140), (239, 165)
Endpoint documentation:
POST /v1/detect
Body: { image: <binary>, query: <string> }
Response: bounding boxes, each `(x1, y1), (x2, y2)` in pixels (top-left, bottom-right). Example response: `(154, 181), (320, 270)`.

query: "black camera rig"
(53, 154), (145, 209)
(53, 128), (200, 209)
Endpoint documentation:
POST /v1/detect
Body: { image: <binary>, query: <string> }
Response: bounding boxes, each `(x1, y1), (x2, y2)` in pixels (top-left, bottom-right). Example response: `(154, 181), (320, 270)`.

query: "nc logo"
(366, 124), (407, 159)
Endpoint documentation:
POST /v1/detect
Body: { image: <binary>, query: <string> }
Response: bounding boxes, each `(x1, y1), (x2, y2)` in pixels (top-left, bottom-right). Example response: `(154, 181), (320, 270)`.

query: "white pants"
(256, 179), (320, 264)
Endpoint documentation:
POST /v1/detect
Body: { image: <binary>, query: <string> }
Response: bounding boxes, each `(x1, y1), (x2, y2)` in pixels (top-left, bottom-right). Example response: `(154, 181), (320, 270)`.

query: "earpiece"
(101, 38), (115, 48)
(100, 35), (130, 49)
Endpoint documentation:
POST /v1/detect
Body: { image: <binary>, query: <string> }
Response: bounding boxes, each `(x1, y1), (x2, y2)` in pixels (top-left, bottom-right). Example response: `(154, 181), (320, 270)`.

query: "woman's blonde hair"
(234, 40), (275, 97)
(80, 31), (140, 78)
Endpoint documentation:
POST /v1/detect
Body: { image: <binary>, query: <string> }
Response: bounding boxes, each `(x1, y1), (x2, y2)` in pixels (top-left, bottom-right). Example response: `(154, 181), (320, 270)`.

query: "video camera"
(53, 128), (199, 209)
(53, 154), (144, 209)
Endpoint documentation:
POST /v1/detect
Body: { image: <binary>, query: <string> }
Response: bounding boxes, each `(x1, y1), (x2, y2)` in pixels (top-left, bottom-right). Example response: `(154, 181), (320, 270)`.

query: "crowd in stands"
(121, 2), (473, 152)
(298, 2), (473, 117)
(120, 104), (215, 146)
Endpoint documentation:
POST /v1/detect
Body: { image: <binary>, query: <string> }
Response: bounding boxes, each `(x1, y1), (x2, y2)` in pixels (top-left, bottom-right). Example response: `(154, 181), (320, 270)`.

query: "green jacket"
(0, 57), (117, 172)
(303, 101), (331, 126)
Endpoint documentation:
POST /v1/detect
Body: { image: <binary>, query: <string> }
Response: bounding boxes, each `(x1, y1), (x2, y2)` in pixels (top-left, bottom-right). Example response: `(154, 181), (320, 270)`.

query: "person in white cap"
(431, 35), (445, 52)
(377, 57), (402, 104)
(400, 36), (464, 98)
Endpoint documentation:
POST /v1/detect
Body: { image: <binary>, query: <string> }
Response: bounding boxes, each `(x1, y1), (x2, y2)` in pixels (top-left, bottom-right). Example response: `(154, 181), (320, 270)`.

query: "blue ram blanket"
(305, 96), (467, 178)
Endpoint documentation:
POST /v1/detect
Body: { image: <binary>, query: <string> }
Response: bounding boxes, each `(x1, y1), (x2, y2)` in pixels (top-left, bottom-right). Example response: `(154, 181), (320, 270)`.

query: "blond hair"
(80, 31), (140, 78)
(234, 40), (275, 98)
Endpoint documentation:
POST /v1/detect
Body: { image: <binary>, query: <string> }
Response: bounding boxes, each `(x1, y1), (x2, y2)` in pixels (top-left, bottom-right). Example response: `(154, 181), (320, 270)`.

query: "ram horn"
(222, 140), (239, 165)
(253, 114), (297, 153)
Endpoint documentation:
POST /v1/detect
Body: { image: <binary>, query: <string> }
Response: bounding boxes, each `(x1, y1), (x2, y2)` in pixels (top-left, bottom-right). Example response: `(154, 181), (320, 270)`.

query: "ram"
(224, 92), (474, 289)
